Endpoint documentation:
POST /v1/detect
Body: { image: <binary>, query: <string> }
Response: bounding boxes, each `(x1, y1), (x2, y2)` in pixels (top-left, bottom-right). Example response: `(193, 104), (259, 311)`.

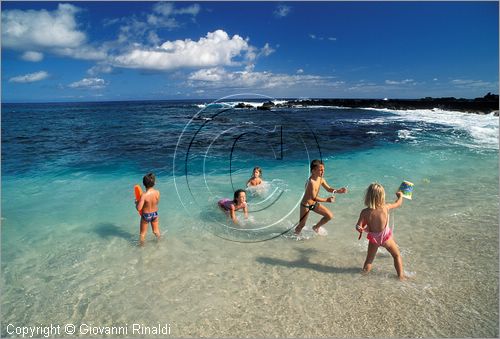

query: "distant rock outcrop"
(283, 93), (499, 115)
(257, 101), (275, 110)
(234, 102), (254, 109)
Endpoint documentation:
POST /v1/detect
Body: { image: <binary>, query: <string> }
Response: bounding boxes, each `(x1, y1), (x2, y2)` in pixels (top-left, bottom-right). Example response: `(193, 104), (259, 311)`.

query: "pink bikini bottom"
(367, 227), (392, 246)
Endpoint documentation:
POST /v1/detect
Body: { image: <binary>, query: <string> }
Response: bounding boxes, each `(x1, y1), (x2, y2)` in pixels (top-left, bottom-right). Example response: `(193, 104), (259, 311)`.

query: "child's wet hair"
(365, 183), (385, 209)
(253, 166), (262, 177)
(143, 173), (156, 188)
(233, 189), (246, 202)
(310, 159), (324, 171)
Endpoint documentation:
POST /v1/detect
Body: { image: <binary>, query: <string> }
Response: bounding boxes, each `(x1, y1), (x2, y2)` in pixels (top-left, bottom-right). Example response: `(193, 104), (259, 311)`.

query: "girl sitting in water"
(218, 189), (248, 224)
(356, 183), (405, 280)
(247, 166), (263, 186)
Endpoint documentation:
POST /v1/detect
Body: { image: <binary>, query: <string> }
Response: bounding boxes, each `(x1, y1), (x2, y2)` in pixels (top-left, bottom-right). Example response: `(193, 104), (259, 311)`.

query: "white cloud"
(54, 45), (108, 60)
(112, 30), (251, 70)
(385, 79), (415, 85)
(172, 3), (201, 16)
(188, 67), (340, 90)
(68, 77), (107, 89)
(450, 79), (498, 90)
(310, 34), (336, 41)
(451, 79), (484, 86)
(9, 71), (49, 83)
(2, 4), (86, 50)
(147, 3), (200, 28)
(260, 43), (275, 57)
(274, 5), (291, 18)
(21, 51), (44, 62)
(116, 3), (201, 45)
(152, 2), (200, 17)
(2, 4), (109, 61)
(147, 14), (177, 29)
(296, 69), (304, 74)
(87, 64), (114, 76)
(148, 31), (161, 45)
(152, 2), (175, 17)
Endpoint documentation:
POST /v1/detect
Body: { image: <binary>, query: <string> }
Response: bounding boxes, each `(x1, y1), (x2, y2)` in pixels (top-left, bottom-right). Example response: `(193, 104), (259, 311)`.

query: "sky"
(1, 1), (499, 103)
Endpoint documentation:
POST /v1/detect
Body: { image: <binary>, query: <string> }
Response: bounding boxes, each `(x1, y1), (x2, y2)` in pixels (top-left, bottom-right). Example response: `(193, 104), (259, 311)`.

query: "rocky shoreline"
(249, 93), (499, 115)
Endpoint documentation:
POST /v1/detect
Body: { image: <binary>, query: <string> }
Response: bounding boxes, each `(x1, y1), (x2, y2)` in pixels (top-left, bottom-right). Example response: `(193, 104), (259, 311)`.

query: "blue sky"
(2, 1), (498, 102)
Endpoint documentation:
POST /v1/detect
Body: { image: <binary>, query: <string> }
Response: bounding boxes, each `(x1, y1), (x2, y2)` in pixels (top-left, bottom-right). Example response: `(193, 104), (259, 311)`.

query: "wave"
(360, 107), (499, 149)
(196, 100), (286, 109)
(194, 102), (497, 149)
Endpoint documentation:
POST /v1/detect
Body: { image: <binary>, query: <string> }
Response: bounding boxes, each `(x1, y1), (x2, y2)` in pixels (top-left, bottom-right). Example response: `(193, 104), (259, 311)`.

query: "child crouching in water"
(218, 189), (248, 224)
(356, 183), (405, 280)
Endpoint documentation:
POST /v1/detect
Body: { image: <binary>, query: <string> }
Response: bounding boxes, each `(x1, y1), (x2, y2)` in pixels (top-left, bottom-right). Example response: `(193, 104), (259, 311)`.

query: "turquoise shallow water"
(1, 101), (498, 337)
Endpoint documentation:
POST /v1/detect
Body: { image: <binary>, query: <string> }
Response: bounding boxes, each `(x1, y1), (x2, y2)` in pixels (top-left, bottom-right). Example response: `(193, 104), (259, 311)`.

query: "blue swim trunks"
(142, 211), (158, 222)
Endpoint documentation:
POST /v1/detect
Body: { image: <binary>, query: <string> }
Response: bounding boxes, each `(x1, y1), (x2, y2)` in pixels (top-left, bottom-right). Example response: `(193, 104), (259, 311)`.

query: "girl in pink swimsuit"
(355, 183), (405, 280)
(217, 189), (248, 224)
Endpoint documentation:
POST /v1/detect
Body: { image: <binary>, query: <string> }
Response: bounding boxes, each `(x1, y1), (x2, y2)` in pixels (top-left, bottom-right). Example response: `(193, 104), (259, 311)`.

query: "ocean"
(1, 98), (498, 337)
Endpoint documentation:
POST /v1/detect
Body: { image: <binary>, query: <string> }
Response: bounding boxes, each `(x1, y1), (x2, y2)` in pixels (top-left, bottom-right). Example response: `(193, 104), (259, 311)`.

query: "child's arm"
(230, 206), (238, 224)
(243, 204), (248, 219)
(321, 178), (335, 193)
(386, 191), (403, 210)
(355, 210), (368, 238)
(315, 196), (335, 203)
(307, 181), (335, 203)
(136, 195), (145, 212)
(321, 178), (348, 194)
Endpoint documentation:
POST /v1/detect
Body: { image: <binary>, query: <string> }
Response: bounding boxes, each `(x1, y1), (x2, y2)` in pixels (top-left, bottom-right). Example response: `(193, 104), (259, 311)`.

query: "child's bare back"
(140, 188), (160, 214)
(136, 173), (161, 246)
(356, 183), (405, 280)
(359, 207), (389, 233)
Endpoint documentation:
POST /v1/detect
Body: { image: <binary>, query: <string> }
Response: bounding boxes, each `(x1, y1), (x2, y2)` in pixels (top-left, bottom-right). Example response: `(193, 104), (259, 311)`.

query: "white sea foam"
(291, 105), (345, 109)
(397, 129), (415, 140)
(197, 100), (286, 110)
(246, 180), (271, 197)
(363, 107), (499, 149)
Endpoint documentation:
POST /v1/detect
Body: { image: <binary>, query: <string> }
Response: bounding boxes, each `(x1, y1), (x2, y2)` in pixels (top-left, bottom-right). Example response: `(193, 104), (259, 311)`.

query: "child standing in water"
(135, 173), (161, 246)
(294, 159), (348, 236)
(247, 166), (263, 187)
(218, 189), (248, 224)
(356, 183), (405, 280)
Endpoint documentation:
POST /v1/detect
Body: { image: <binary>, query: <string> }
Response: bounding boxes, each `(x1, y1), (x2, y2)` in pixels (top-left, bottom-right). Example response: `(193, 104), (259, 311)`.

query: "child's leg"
(294, 206), (309, 234)
(363, 242), (379, 273)
(218, 204), (231, 222)
(311, 204), (333, 232)
(151, 217), (161, 239)
(139, 218), (148, 246)
(383, 238), (405, 280)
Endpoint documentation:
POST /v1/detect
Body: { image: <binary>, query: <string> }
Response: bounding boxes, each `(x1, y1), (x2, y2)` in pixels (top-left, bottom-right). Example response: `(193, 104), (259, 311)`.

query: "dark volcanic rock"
(257, 101), (275, 110)
(285, 93), (499, 115)
(234, 102), (254, 109)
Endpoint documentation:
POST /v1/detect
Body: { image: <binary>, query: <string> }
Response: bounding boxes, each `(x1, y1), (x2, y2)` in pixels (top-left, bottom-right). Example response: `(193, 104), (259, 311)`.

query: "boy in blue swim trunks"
(135, 173), (161, 245)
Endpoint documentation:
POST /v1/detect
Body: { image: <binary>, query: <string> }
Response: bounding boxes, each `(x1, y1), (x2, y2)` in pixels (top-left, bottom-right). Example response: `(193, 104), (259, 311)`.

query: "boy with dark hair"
(136, 173), (161, 245)
(294, 160), (348, 236)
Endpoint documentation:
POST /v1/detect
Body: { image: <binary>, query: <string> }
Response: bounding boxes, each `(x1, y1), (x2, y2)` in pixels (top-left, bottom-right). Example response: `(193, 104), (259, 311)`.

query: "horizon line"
(2, 93), (498, 105)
